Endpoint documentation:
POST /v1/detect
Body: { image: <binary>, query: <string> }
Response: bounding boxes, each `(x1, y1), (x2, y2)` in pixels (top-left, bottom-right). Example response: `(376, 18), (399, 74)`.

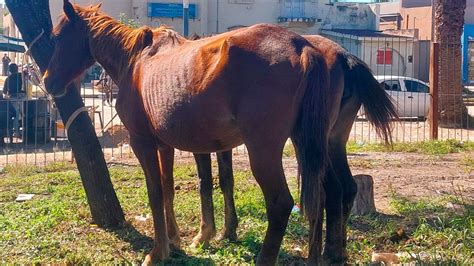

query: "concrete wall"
(400, 6), (432, 40)
(2, 13), (21, 63)
(49, 0), (132, 24)
(45, 0), (376, 36)
(361, 38), (415, 77)
(377, 0), (474, 39)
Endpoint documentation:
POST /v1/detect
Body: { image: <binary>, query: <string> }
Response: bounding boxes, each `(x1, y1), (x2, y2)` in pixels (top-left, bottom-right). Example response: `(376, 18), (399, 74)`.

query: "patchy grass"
(0, 163), (472, 264)
(348, 192), (473, 264)
(282, 140), (474, 158)
(460, 155), (474, 174)
(347, 139), (474, 155)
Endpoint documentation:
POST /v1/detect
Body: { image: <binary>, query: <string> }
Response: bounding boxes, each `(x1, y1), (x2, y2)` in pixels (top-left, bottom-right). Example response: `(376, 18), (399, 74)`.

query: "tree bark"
(434, 0), (471, 128)
(5, 0), (125, 227)
(351, 174), (376, 216)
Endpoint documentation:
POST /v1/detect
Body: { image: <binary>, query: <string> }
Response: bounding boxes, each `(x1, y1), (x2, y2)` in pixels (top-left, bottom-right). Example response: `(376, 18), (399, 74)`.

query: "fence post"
(429, 42), (439, 140)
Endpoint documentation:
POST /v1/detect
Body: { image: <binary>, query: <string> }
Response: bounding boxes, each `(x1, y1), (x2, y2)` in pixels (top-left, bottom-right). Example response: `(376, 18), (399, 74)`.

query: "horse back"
(134, 24), (327, 151)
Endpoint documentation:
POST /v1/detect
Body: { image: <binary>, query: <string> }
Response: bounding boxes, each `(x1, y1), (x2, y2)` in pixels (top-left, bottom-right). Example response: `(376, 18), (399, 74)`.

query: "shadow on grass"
(202, 232), (305, 265)
(111, 222), (214, 265)
(348, 212), (404, 233)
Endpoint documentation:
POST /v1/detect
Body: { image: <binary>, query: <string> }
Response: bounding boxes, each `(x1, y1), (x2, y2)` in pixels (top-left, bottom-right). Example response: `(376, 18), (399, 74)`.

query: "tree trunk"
(434, 0), (470, 128)
(5, 0), (125, 227)
(351, 174), (376, 216)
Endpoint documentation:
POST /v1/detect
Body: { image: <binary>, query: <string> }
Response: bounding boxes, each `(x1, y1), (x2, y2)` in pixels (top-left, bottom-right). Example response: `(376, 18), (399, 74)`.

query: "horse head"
(44, 0), (101, 97)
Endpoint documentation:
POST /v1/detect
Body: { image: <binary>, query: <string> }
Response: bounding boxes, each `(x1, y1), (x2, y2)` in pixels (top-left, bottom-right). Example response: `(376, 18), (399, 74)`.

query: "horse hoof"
(190, 236), (210, 249)
(142, 246), (170, 265)
(216, 229), (237, 242)
(322, 252), (347, 265)
(190, 228), (215, 248)
(141, 254), (154, 266)
(169, 237), (181, 251)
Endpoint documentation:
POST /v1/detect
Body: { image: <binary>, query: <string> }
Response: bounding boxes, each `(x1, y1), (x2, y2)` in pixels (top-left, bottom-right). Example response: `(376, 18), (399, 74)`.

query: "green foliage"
(118, 13), (140, 29)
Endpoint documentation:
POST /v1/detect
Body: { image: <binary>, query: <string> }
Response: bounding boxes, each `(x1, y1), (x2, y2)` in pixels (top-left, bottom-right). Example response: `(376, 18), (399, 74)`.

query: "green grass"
(0, 163), (472, 264)
(282, 140), (474, 158)
(460, 155), (474, 174)
(346, 139), (474, 155)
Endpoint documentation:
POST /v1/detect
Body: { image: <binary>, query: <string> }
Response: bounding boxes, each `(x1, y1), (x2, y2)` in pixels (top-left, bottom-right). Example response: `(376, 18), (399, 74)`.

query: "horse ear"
(143, 28), (153, 48)
(94, 3), (103, 10)
(63, 0), (79, 21)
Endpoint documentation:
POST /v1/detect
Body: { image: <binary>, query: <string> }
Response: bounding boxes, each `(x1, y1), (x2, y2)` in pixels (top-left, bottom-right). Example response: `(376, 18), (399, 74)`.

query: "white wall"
(361, 38), (414, 78)
(49, 0), (132, 24)
(13, 0), (377, 37)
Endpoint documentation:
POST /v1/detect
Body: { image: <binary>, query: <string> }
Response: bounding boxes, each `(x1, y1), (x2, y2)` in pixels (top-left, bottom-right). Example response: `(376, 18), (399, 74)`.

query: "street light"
(183, 0), (189, 37)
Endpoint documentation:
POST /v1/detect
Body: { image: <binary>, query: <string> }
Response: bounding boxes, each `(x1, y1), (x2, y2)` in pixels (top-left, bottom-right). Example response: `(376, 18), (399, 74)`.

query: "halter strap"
(65, 106), (88, 136)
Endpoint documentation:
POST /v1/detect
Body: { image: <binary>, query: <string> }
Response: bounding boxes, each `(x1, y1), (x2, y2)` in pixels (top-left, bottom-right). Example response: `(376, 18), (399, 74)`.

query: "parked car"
(358, 76), (430, 119)
(375, 76), (430, 118)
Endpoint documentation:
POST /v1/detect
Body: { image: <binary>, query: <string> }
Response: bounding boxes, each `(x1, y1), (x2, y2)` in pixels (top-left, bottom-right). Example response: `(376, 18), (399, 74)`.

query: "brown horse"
(186, 35), (398, 263)
(45, 2), (332, 264)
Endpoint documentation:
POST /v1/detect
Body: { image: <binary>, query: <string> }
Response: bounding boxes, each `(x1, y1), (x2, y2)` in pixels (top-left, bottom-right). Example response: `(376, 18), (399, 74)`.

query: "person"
(0, 93), (16, 145)
(99, 69), (113, 106)
(2, 54), (11, 76)
(3, 63), (24, 136)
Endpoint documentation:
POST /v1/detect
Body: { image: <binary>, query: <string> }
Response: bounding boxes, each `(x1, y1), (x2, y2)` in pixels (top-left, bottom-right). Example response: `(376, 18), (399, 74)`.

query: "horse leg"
(321, 164), (344, 264)
(331, 142), (357, 261)
(323, 98), (362, 263)
(130, 136), (169, 264)
(307, 181), (325, 265)
(158, 146), (181, 250)
(247, 144), (293, 265)
(216, 150), (238, 241)
(191, 153), (216, 247)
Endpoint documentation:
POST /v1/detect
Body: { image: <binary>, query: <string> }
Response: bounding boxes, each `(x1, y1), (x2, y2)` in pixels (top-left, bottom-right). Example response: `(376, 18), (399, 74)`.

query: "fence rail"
(1, 36), (473, 166)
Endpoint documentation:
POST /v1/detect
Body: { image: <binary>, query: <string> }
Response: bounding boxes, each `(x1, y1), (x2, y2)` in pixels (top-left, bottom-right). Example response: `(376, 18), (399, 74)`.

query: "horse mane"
(55, 4), (153, 76)
(145, 25), (186, 56)
(153, 25), (186, 43)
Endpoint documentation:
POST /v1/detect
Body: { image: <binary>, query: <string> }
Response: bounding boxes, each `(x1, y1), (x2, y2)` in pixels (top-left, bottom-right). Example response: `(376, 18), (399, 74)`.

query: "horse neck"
(87, 20), (144, 85)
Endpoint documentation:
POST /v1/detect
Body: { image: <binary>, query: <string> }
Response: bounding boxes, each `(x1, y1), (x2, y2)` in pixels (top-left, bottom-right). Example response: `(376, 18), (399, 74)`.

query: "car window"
(380, 80), (401, 91)
(404, 80), (429, 93)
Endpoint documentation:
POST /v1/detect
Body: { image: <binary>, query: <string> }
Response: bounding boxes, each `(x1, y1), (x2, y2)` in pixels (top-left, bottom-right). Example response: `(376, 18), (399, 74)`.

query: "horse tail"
(292, 47), (330, 219)
(343, 53), (399, 145)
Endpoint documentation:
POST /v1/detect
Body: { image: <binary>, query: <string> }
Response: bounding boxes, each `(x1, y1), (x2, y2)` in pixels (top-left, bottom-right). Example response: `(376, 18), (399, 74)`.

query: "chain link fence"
(0, 34), (473, 167)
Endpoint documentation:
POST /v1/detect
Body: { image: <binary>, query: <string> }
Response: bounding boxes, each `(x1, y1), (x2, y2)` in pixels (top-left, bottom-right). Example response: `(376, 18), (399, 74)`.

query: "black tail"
(344, 53), (399, 145)
(292, 47), (330, 219)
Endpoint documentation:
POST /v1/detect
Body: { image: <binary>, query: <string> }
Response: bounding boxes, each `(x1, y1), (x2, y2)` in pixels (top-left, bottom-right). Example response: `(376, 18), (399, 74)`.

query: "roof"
(321, 29), (412, 39)
(0, 35), (26, 53)
(374, 75), (428, 85)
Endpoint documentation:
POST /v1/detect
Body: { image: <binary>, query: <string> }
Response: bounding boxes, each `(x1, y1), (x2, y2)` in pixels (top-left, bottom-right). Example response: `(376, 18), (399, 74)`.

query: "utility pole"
(183, 0), (189, 37)
(216, 0), (219, 33)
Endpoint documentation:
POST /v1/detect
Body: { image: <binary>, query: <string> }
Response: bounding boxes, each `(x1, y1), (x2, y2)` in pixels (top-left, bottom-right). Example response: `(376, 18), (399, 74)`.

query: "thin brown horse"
(45, 2), (332, 264)
(186, 35), (398, 263)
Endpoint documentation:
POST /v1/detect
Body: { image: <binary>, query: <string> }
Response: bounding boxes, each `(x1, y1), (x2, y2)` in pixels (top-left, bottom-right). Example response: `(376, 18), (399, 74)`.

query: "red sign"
(377, 49), (392, 65)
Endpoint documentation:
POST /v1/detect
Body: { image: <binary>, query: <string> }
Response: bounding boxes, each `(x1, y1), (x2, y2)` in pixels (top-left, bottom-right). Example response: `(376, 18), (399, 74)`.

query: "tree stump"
(351, 174), (376, 215)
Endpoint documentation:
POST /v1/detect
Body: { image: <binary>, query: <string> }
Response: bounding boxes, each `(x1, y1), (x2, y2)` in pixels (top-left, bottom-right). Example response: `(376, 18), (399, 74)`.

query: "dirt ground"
(214, 151), (474, 213)
(346, 152), (474, 211)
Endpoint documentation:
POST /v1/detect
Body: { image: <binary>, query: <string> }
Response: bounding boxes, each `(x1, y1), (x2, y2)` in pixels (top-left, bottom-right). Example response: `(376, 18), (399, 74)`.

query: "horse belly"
(147, 96), (242, 153)
(156, 116), (242, 152)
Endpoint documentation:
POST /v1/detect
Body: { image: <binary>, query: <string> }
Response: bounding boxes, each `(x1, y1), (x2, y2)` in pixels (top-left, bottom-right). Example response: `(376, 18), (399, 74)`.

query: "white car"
(375, 75), (430, 118)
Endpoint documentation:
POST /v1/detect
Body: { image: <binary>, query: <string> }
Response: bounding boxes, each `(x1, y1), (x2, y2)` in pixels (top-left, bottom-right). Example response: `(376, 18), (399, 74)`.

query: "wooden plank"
(429, 42), (439, 140)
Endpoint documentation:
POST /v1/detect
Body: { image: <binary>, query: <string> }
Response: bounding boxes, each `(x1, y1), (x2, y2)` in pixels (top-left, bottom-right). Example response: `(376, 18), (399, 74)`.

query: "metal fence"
(0, 34), (473, 167)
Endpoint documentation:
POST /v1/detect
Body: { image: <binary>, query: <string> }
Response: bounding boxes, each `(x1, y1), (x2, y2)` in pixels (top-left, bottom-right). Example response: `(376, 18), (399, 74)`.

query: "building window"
(377, 49), (392, 65)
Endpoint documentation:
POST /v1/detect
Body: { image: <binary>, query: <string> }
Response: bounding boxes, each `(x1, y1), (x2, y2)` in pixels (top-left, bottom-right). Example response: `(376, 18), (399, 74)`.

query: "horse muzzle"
(43, 72), (68, 98)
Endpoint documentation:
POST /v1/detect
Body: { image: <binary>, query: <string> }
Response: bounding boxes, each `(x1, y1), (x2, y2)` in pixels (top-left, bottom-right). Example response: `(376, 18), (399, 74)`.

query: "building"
(374, 0), (474, 40)
(371, 0), (474, 84)
(321, 28), (430, 81)
(46, 0), (377, 36)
